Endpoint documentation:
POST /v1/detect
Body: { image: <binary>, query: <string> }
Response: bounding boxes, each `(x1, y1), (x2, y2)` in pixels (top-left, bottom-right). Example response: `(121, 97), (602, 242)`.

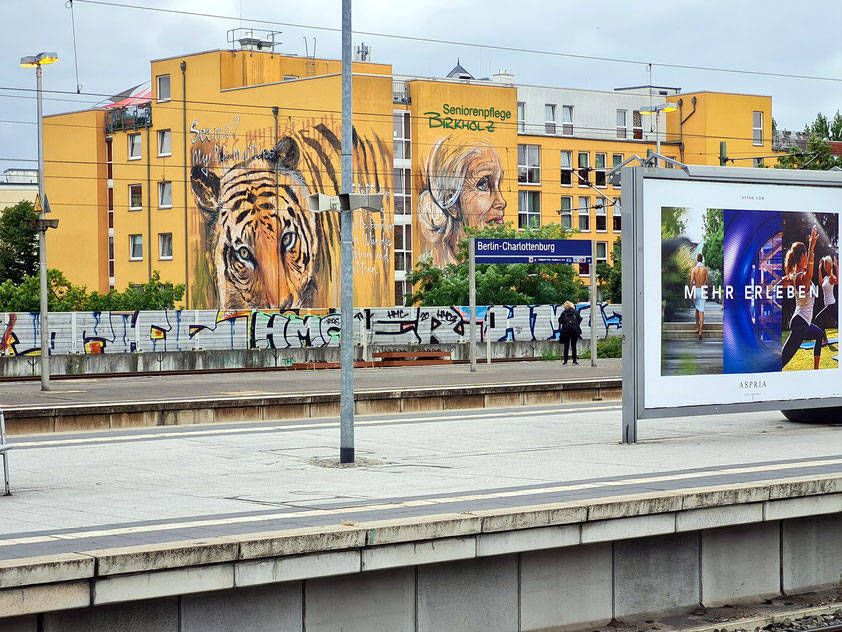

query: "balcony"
(105, 103), (152, 134)
(772, 130), (808, 152)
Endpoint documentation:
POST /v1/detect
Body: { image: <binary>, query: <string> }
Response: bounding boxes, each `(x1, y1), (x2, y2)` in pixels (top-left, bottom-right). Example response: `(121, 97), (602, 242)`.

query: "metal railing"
(104, 103), (152, 133)
(0, 409), (10, 496)
(393, 80), (410, 104)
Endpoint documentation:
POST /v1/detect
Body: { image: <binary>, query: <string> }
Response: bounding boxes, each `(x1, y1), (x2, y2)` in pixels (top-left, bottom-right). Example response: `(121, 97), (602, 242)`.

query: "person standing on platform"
(558, 301), (583, 365)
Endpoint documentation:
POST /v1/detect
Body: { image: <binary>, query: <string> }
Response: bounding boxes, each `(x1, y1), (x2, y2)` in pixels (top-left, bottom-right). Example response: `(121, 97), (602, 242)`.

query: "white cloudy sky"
(2, 0), (842, 168)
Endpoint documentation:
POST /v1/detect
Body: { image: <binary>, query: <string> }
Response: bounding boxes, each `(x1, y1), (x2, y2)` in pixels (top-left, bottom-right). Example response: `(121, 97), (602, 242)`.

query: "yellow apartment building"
(42, 36), (780, 309)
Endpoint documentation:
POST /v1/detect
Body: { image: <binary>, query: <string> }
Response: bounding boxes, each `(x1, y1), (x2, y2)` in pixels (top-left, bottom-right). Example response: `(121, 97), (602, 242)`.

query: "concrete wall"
(3, 496), (841, 631)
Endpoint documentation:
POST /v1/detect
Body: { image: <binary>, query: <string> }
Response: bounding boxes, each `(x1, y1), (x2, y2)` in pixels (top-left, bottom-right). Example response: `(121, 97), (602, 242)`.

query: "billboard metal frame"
(621, 165), (842, 444)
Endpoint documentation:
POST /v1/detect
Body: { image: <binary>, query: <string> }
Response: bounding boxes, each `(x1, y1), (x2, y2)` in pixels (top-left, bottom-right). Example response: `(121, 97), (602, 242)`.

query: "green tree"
(405, 223), (587, 306)
(596, 239), (622, 303)
(701, 208), (724, 290)
(0, 200), (39, 284)
(804, 111), (842, 141)
(660, 207), (692, 321)
(0, 269), (185, 312)
(777, 135), (841, 171)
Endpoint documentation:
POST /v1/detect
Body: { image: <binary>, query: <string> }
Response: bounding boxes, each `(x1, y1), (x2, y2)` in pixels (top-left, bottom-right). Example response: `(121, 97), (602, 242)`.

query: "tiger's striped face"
(191, 139), (318, 309)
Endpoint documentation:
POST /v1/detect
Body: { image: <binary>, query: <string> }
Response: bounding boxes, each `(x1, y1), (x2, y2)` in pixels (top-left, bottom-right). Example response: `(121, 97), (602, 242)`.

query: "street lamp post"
(20, 52), (58, 392)
(639, 102), (676, 167)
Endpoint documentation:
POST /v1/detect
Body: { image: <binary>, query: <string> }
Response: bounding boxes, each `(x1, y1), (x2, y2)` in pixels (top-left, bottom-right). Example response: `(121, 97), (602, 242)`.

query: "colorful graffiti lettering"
(0, 305), (620, 356)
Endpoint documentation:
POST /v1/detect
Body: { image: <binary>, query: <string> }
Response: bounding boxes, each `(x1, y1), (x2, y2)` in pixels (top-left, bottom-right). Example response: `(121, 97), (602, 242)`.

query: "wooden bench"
(372, 350), (453, 367)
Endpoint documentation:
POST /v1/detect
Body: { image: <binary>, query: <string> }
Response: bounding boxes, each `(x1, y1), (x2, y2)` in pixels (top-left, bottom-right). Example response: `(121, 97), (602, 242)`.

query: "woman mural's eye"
(476, 176), (490, 191)
(281, 232), (297, 250)
(237, 246), (252, 261)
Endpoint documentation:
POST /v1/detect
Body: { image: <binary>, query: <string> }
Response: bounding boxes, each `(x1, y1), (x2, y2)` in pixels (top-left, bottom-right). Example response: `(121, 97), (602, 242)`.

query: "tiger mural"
(190, 123), (393, 309)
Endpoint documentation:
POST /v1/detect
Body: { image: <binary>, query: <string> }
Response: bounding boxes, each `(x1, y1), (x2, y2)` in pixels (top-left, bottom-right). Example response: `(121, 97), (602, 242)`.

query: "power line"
(72, 0), (842, 84)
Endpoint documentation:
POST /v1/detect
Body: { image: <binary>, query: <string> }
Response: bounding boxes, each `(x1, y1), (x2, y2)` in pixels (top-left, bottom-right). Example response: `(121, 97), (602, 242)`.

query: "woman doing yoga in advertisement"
(813, 255), (838, 347)
(781, 227), (824, 370)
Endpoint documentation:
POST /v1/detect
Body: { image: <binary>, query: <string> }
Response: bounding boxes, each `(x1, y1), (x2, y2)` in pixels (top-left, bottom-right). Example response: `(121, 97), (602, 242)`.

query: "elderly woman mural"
(418, 137), (507, 268)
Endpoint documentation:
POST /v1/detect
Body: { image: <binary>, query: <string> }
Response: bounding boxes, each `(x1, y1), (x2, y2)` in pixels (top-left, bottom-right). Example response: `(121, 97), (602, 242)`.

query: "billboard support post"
(469, 237), (477, 373)
(590, 240), (597, 367)
(621, 166), (641, 444)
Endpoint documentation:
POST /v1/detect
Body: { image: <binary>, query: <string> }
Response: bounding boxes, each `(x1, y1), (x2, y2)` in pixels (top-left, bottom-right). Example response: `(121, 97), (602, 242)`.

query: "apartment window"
(560, 151), (573, 186)
(393, 111), (411, 160)
(612, 153), (623, 187)
(393, 168), (411, 215)
(157, 74), (171, 102)
(107, 189), (114, 228)
(128, 133), (141, 160)
(560, 196), (572, 230)
(577, 152), (590, 186)
(129, 234), (143, 261)
(613, 198), (622, 232)
(157, 129), (172, 157)
(561, 105), (573, 135)
(158, 181), (172, 208)
(158, 233), (173, 260)
(753, 157), (765, 167)
(518, 144), (541, 184)
(108, 236), (115, 280)
(394, 224), (412, 273)
(395, 280), (412, 306)
(545, 104), (557, 135)
(517, 101), (525, 134)
(753, 111), (763, 146)
(578, 196), (590, 231)
(518, 191), (540, 229)
(596, 241), (608, 265)
(106, 137), (113, 180)
(633, 110), (643, 139)
(595, 198), (607, 232)
(129, 184), (142, 211)
(594, 153), (607, 187)
(617, 109), (628, 139)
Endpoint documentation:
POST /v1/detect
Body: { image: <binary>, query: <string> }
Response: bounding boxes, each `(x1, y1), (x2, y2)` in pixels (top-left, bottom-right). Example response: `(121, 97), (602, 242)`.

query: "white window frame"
(393, 167), (411, 215)
(633, 110), (643, 140)
(594, 153), (607, 188)
(577, 152), (590, 186)
(616, 109), (628, 139)
(560, 196), (573, 230)
(578, 196), (590, 232)
(156, 74), (171, 102)
(753, 111), (763, 146)
(393, 111), (411, 161)
(128, 184), (142, 211)
(128, 133), (142, 160)
(157, 129), (172, 157)
(613, 198), (622, 233)
(517, 101), (526, 134)
(595, 197), (608, 232)
(394, 224), (412, 273)
(545, 104), (557, 135)
(158, 233), (173, 260)
(561, 105), (573, 136)
(129, 234), (143, 261)
(518, 190), (541, 230)
(518, 144), (541, 185)
(560, 150), (572, 187)
(612, 154), (623, 188)
(596, 241), (608, 265)
(158, 181), (172, 209)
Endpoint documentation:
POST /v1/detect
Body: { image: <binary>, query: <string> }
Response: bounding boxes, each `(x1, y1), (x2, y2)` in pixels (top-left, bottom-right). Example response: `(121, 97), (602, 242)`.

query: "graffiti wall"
(0, 305), (621, 356)
(189, 114), (393, 310)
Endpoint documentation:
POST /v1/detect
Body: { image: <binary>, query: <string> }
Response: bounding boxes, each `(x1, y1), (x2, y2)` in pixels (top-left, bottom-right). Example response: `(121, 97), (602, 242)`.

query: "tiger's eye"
(237, 246), (251, 260)
(281, 232), (297, 250)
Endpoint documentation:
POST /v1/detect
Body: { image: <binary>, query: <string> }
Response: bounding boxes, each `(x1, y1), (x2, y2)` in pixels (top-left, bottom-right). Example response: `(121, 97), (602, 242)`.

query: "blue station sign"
(473, 238), (592, 264)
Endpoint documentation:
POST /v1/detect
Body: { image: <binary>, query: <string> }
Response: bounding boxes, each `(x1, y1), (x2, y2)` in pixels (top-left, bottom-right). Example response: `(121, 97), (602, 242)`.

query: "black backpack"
(561, 309), (579, 335)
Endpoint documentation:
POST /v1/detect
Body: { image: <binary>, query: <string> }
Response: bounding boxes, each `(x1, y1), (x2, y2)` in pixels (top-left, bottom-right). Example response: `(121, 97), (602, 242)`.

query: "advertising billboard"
(622, 166), (842, 441)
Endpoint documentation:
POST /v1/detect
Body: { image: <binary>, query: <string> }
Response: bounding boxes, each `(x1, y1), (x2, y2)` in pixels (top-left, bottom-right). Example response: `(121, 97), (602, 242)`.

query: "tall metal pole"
(339, 0), (355, 463)
(36, 64), (50, 391)
(590, 240), (597, 367)
(469, 237), (477, 372)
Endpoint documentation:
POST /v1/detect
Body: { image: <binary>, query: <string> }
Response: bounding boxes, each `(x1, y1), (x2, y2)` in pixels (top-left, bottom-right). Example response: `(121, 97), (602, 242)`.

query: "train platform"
(0, 360), (623, 435)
